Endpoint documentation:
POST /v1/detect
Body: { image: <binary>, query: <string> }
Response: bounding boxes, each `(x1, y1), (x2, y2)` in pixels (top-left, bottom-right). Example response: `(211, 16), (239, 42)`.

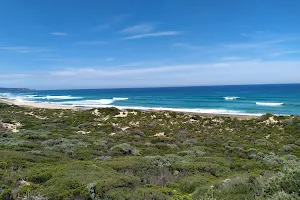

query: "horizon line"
(32, 82), (300, 91)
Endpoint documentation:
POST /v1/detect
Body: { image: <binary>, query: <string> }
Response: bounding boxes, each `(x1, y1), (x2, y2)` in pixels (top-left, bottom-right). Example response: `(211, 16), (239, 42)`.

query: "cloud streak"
(2, 60), (300, 89)
(104, 57), (115, 61)
(0, 73), (30, 79)
(221, 56), (245, 61)
(76, 41), (108, 45)
(123, 31), (180, 40)
(224, 37), (300, 50)
(172, 43), (201, 50)
(50, 32), (68, 36)
(269, 50), (300, 57)
(51, 64), (197, 77)
(0, 46), (51, 53)
(93, 24), (111, 31)
(121, 24), (154, 34)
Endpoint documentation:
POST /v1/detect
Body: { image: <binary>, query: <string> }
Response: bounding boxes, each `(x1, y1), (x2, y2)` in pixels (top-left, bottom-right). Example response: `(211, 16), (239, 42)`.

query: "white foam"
(30, 95), (84, 100)
(256, 102), (283, 106)
(0, 93), (31, 102)
(65, 104), (262, 116)
(113, 97), (129, 101)
(85, 99), (115, 105)
(224, 96), (240, 100)
(0, 93), (13, 98)
(63, 97), (129, 106)
(13, 97), (36, 103)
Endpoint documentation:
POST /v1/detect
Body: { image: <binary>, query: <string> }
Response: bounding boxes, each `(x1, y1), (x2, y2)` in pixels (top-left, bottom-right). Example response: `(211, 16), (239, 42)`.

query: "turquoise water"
(1, 84), (300, 116)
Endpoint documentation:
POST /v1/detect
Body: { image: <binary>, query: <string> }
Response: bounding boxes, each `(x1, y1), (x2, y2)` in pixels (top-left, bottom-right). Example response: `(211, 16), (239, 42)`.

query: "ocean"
(1, 84), (300, 116)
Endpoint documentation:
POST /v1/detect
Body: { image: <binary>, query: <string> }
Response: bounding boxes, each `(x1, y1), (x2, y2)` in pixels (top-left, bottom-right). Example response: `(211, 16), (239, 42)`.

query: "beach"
(0, 98), (75, 110)
(0, 97), (256, 120)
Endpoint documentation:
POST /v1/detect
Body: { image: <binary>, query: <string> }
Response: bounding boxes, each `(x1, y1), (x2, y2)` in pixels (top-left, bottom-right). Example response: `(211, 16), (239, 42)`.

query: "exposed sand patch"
(1, 121), (21, 133)
(222, 179), (231, 184)
(164, 113), (171, 118)
(121, 127), (130, 131)
(103, 115), (110, 121)
(129, 121), (140, 127)
(77, 130), (90, 135)
(264, 117), (278, 125)
(212, 118), (224, 123)
(92, 109), (100, 116)
(18, 180), (30, 186)
(129, 111), (138, 115)
(25, 112), (47, 120)
(154, 132), (165, 137)
(114, 111), (128, 118)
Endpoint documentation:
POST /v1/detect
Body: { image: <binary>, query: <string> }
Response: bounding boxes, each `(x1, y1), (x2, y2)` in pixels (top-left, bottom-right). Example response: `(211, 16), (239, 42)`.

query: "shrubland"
(0, 103), (300, 199)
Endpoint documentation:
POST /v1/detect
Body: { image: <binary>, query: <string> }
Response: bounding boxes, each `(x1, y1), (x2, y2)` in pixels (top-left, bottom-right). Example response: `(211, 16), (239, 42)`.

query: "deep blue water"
(1, 84), (300, 116)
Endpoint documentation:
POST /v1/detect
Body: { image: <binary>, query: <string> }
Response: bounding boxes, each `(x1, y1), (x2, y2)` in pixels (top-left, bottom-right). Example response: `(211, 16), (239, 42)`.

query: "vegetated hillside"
(0, 103), (300, 200)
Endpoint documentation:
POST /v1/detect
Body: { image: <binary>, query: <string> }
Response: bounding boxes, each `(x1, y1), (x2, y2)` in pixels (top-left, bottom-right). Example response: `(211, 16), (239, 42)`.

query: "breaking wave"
(256, 102), (284, 106)
(32, 95), (84, 100)
(0, 93), (17, 99)
(85, 99), (115, 105)
(224, 96), (240, 100)
(113, 97), (129, 101)
(63, 97), (129, 106)
(59, 103), (262, 116)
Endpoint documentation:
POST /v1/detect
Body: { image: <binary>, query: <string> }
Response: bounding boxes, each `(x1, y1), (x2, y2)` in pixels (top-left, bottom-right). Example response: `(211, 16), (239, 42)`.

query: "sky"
(0, 0), (300, 89)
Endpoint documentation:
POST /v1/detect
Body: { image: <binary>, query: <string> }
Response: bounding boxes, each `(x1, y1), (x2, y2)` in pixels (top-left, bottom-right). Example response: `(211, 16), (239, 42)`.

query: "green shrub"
(263, 168), (300, 198)
(177, 150), (206, 157)
(0, 187), (13, 200)
(268, 191), (300, 200)
(110, 143), (140, 156)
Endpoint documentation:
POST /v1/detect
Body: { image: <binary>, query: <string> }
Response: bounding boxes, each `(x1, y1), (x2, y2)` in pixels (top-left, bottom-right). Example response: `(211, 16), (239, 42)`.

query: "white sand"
(0, 98), (75, 110)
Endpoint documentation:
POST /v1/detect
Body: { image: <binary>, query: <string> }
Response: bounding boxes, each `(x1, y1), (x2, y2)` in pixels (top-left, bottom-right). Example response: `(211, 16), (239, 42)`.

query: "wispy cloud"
(123, 31), (180, 40)
(4, 60), (300, 89)
(34, 57), (76, 62)
(51, 64), (197, 77)
(221, 56), (245, 61)
(0, 73), (29, 78)
(240, 31), (269, 37)
(104, 57), (115, 61)
(0, 46), (51, 53)
(114, 62), (146, 68)
(50, 32), (68, 36)
(76, 41), (108, 45)
(92, 14), (131, 31)
(49, 60), (300, 82)
(224, 37), (299, 50)
(241, 33), (249, 36)
(93, 24), (111, 31)
(112, 14), (131, 23)
(121, 24), (154, 34)
(269, 50), (300, 57)
(172, 43), (201, 50)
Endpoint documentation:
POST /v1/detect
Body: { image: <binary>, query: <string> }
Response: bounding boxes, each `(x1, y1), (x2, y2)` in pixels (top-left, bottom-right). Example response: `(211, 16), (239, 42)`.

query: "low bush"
(110, 143), (140, 156)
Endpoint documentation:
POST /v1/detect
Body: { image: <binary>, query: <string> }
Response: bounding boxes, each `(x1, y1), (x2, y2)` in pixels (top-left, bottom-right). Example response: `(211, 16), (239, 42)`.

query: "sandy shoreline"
(0, 98), (257, 120)
(0, 98), (76, 110)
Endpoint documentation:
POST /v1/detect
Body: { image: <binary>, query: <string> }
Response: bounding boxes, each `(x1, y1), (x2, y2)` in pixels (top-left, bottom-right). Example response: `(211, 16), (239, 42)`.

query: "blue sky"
(0, 0), (300, 89)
